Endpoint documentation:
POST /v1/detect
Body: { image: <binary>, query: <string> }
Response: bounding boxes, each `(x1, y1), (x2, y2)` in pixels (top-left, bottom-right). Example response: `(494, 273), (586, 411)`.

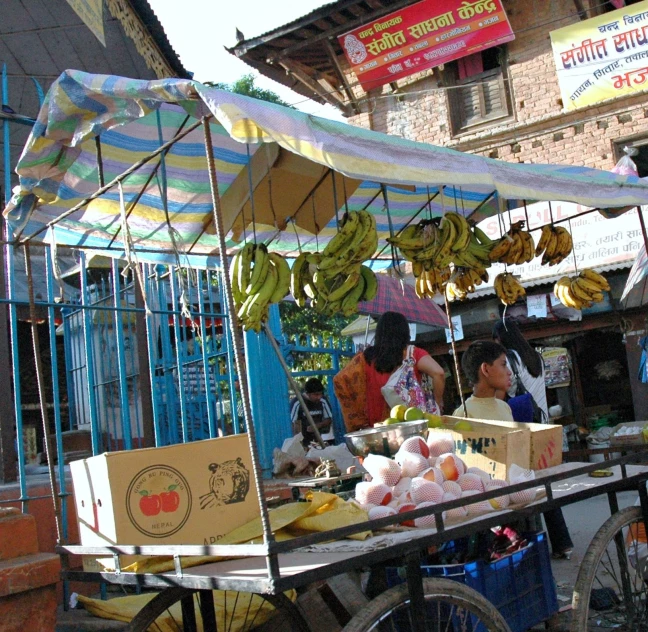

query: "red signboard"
(338, 0), (515, 92)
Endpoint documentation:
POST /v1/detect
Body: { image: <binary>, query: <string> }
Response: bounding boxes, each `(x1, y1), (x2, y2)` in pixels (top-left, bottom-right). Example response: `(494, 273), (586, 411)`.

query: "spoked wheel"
(341, 578), (511, 632)
(126, 587), (309, 632)
(571, 506), (648, 631)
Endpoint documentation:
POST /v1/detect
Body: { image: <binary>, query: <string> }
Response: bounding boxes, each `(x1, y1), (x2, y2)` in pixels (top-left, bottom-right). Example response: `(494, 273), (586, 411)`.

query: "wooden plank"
(325, 572), (368, 616)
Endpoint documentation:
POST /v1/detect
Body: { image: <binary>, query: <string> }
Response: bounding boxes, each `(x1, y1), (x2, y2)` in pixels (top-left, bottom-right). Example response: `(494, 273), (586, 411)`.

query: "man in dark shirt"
(289, 378), (334, 448)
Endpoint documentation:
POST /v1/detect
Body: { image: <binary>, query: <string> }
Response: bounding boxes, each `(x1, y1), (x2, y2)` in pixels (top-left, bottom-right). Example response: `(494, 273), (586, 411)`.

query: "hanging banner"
(526, 294), (548, 319)
(445, 315), (464, 343)
(66, 0), (105, 46)
(550, 0), (648, 111)
(338, 0), (515, 92)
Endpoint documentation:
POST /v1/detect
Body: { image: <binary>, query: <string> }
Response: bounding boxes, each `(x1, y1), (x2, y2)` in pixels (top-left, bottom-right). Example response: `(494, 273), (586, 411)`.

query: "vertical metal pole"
(444, 292), (465, 415)
(220, 271), (241, 434)
(169, 269), (189, 442)
(24, 245), (63, 542)
(44, 246), (67, 539)
(202, 118), (278, 576)
(2, 64), (10, 205)
(196, 272), (216, 438)
(111, 260), (132, 450)
(142, 265), (162, 447)
(79, 252), (101, 454)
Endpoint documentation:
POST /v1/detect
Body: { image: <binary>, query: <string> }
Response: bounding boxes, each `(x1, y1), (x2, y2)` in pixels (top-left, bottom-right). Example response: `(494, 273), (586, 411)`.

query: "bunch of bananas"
(554, 269), (610, 310)
(494, 272), (526, 305)
(389, 212), (493, 299)
(230, 243), (291, 332)
(488, 221), (535, 265)
(535, 224), (573, 265)
(415, 266), (451, 299)
(291, 256), (378, 316)
(445, 267), (489, 302)
(290, 211), (379, 317)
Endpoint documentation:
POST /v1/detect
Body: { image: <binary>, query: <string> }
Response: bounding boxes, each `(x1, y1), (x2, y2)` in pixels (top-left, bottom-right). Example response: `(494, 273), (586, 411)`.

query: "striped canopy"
(6, 70), (648, 266)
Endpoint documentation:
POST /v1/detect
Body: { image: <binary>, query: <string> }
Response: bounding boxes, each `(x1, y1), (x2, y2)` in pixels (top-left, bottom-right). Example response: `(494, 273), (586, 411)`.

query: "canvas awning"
(6, 70), (648, 266)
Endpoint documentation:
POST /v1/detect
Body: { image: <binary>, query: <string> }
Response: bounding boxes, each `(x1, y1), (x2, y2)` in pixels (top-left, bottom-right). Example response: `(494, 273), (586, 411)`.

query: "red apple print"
(139, 491), (161, 516)
(160, 485), (180, 513)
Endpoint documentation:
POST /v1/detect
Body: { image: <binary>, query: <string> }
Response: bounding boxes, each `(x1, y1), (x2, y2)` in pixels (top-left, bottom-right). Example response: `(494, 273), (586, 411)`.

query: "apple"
(421, 466), (445, 484)
(398, 502), (417, 527)
(399, 436), (430, 459)
(160, 486), (180, 513)
(138, 491), (161, 517)
(410, 478), (444, 504)
(437, 453), (465, 482)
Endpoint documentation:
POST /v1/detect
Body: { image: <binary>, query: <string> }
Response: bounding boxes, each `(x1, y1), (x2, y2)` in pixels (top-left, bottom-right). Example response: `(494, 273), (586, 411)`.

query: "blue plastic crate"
(386, 532), (558, 632)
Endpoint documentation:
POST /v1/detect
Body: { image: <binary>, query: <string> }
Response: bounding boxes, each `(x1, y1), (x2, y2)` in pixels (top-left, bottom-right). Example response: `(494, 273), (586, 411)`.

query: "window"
(613, 137), (648, 177)
(445, 47), (512, 135)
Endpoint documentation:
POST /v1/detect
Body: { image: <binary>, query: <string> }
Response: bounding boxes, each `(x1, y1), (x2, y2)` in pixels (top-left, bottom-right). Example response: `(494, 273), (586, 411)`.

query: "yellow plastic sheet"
(78, 589), (296, 632)
(122, 492), (369, 574)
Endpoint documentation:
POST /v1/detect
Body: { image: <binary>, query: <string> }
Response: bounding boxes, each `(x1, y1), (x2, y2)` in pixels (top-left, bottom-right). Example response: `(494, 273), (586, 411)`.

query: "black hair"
(363, 311), (411, 374)
(304, 377), (324, 394)
(492, 320), (542, 378)
(461, 340), (508, 386)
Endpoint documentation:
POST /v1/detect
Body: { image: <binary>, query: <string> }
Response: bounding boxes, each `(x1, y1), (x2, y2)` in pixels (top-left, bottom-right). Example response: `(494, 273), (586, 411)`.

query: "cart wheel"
(126, 586), (310, 632)
(571, 506), (648, 631)
(341, 577), (511, 632)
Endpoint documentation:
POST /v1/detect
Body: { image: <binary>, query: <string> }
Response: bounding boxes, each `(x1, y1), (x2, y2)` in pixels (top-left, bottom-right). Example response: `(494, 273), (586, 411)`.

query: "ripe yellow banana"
(488, 235), (513, 262)
(579, 268), (610, 292)
(447, 212), (471, 253)
(322, 212), (359, 259)
(268, 253), (291, 304)
(327, 269), (362, 302)
(290, 252), (309, 308)
(237, 242), (255, 293)
(246, 244), (270, 295)
(341, 274), (366, 316)
(535, 225), (553, 256)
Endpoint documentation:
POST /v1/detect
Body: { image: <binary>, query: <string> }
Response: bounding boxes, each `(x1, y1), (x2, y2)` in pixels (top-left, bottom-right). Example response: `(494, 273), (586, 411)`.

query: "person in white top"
(493, 319), (574, 559)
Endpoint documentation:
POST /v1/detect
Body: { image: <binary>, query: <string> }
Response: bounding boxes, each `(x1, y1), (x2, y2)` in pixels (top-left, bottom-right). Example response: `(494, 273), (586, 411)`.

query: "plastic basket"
(386, 532), (558, 632)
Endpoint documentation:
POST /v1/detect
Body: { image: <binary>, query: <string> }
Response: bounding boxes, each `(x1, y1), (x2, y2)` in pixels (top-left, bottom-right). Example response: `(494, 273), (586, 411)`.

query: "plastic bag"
(611, 146), (639, 176)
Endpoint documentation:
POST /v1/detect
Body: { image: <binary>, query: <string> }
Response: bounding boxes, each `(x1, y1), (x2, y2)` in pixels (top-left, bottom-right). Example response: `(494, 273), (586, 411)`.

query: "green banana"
(472, 225), (493, 246)
(322, 212), (359, 258)
(246, 244), (269, 294)
(447, 213), (471, 253)
(327, 269), (361, 302)
(268, 252), (290, 304)
(237, 242), (254, 294)
(359, 265), (378, 301)
(341, 275), (366, 316)
(230, 251), (244, 307)
(290, 252), (309, 308)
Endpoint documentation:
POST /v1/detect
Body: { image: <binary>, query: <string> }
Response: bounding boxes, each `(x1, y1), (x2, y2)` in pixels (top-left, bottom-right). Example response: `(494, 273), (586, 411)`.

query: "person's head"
(492, 319), (542, 377)
(461, 340), (511, 392)
(363, 311), (411, 373)
(304, 377), (325, 402)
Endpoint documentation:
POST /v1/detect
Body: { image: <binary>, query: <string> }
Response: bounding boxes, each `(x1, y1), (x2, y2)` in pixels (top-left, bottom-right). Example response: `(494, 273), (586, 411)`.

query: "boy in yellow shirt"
(452, 341), (513, 420)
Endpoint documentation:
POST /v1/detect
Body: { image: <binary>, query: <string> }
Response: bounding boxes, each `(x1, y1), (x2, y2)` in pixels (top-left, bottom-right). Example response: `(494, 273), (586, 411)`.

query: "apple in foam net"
(355, 482), (392, 506)
(413, 501), (440, 528)
(436, 453), (465, 482)
(363, 454), (401, 487)
(410, 478), (444, 504)
(457, 473), (485, 493)
(397, 503), (417, 527)
(396, 452), (430, 478)
(421, 467), (445, 484)
(462, 489), (493, 515)
(485, 482), (510, 509)
(399, 436), (430, 459)
(368, 505), (397, 520)
(441, 480), (462, 499)
(392, 477), (411, 498)
(427, 434), (455, 458)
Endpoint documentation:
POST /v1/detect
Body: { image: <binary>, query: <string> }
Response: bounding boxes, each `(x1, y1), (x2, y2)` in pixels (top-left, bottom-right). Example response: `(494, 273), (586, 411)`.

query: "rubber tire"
(570, 506), (648, 631)
(126, 587), (310, 632)
(341, 577), (512, 632)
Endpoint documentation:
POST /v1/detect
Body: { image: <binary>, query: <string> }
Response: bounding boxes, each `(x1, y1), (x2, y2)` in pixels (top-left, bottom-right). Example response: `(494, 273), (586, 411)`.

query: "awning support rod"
(18, 116), (210, 246)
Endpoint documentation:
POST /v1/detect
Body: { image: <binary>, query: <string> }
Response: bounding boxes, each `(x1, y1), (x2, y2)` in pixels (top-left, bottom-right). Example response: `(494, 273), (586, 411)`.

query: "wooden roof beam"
(277, 58), (354, 116)
(324, 38), (360, 114)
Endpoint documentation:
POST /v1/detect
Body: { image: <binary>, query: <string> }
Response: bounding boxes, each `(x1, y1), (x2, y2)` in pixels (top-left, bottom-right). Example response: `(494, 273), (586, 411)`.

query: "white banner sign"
(526, 293), (548, 318)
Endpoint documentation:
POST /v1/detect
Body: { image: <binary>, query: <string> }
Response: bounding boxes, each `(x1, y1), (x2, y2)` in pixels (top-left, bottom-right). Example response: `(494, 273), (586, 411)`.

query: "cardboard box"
(70, 435), (259, 570)
(610, 421), (647, 448)
(428, 417), (531, 480)
(461, 418), (564, 471)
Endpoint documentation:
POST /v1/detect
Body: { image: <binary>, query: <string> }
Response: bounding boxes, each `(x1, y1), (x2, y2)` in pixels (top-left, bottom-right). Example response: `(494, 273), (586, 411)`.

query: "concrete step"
(56, 606), (128, 631)
(0, 509), (39, 561)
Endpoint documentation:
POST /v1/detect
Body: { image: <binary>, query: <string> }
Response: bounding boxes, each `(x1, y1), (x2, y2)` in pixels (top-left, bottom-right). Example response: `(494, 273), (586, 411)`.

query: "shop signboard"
(337, 0), (515, 92)
(550, 0), (648, 111)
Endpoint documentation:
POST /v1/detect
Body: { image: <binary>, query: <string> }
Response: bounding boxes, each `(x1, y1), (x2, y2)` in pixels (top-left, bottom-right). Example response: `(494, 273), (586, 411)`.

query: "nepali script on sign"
(550, 0), (648, 110)
(338, 0), (514, 92)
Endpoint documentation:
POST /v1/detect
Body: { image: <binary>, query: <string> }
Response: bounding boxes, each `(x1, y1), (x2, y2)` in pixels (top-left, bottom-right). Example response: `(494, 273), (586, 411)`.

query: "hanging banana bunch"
(488, 220), (536, 265)
(535, 224), (573, 265)
(229, 243), (291, 332)
(494, 272), (526, 305)
(289, 210), (379, 317)
(553, 269), (609, 310)
(445, 267), (489, 302)
(414, 265), (451, 299)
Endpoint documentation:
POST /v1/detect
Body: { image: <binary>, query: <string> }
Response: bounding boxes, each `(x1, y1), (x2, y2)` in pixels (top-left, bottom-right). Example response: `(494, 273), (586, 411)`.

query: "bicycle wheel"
(342, 577), (511, 632)
(126, 586), (309, 632)
(571, 506), (648, 631)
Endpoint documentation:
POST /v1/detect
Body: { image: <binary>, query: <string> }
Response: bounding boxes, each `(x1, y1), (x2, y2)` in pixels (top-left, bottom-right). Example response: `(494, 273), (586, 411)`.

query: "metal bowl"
(345, 420), (428, 458)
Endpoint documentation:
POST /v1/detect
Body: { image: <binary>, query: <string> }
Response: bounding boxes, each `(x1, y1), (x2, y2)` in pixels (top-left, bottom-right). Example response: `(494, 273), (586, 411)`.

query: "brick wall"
(345, 0), (648, 170)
